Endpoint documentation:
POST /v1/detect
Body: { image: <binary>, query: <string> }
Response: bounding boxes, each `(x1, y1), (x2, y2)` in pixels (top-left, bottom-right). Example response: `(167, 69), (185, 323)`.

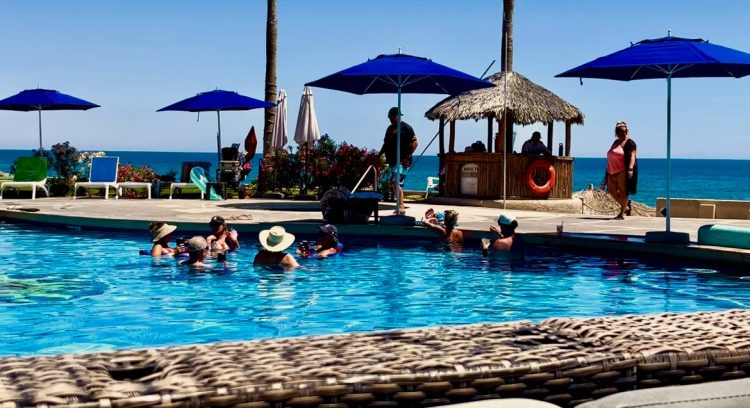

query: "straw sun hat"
(150, 223), (177, 242)
(259, 226), (296, 252)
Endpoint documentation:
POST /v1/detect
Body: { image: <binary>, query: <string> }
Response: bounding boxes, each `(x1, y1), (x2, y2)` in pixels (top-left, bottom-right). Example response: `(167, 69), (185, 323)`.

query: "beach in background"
(1, 149), (747, 206)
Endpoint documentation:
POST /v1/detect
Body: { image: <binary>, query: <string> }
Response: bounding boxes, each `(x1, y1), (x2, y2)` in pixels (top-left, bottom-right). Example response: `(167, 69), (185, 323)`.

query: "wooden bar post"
(505, 112), (514, 153)
(486, 116), (493, 153)
(438, 118), (445, 194)
(565, 121), (572, 157)
(547, 122), (554, 155)
(496, 117), (505, 153)
(449, 120), (456, 153)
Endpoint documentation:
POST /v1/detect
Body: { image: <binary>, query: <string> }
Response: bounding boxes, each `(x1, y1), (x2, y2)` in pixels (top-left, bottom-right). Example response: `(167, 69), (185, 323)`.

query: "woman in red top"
(602, 121), (638, 219)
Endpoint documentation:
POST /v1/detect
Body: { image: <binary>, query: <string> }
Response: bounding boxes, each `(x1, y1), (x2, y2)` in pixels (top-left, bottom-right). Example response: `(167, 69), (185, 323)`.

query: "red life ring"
(525, 159), (556, 197)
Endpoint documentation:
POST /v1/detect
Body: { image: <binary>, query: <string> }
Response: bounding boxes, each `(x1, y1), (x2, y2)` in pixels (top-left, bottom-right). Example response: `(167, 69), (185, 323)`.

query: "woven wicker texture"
(1, 310), (749, 407)
(541, 309), (750, 389)
(574, 189), (655, 217)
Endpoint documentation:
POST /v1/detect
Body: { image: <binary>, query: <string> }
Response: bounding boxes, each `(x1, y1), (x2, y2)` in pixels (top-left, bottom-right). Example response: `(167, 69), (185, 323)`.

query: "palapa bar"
(1, 310), (749, 407)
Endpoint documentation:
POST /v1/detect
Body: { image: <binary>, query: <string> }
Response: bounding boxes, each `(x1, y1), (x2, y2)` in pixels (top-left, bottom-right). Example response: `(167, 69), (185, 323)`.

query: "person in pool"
(148, 222), (185, 257)
(481, 214), (525, 257)
(179, 236), (209, 268)
(298, 224), (344, 259)
(207, 215), (240, 252)
(422, 208), (464, 247)
(253, 226), (299, 270)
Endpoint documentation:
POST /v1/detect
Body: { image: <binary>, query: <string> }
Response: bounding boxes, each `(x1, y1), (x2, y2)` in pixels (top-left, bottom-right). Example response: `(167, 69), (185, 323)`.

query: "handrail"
(351, 165), (379, 194)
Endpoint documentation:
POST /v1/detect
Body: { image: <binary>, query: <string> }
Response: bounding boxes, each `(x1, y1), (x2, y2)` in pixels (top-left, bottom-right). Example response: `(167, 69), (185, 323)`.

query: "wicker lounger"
(1, 310), (749, 407)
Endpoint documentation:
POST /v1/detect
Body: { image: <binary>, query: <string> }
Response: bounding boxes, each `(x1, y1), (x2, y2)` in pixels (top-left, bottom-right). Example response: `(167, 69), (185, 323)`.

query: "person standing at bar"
(379, 107), (418, 215)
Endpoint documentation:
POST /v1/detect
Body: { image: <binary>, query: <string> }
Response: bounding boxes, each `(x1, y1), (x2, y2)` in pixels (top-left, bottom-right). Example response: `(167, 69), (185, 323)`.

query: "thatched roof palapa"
(425, 71), (584, 125)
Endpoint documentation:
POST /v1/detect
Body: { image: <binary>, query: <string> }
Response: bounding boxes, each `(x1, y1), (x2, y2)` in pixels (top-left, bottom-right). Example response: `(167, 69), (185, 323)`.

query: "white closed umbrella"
(294, 86), (321, 146)
(271, 89), (287, 149)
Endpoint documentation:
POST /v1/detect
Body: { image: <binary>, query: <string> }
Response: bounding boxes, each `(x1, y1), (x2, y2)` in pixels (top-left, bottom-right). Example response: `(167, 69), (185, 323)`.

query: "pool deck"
(2, 197), (750, 264)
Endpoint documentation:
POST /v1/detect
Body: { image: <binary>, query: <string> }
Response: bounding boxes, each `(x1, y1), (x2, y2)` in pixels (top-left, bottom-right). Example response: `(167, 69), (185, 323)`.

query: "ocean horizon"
(1, 149), (748, 207)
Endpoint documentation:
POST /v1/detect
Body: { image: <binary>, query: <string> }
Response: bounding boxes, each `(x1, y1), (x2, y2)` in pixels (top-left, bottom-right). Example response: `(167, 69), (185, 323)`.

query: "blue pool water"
(1, 222), (750, 357)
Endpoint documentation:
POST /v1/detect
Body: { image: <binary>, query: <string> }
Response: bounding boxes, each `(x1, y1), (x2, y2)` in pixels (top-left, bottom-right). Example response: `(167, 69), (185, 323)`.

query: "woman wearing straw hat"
(253, 226), (299, 270)
(148, 222), (185, 257)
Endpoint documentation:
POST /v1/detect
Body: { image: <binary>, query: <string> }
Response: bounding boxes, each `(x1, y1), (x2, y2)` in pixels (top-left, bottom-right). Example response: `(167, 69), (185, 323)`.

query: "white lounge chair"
(74, 156), (120, 199)
(118, 182), (152, 199)
(425, 176), (439, 197)
(0, 157), (49, 200)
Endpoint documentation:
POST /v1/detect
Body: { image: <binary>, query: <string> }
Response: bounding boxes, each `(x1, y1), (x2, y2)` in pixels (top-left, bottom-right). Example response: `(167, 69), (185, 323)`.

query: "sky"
(1, 0), (749, 159)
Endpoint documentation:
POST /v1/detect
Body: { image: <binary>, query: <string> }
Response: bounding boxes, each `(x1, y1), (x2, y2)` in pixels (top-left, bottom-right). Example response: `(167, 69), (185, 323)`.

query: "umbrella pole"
(38, 108), (43, 151)
(217, 110), (222, 179)
(395, 80), (402, 214)
(666, 75), (672, 232)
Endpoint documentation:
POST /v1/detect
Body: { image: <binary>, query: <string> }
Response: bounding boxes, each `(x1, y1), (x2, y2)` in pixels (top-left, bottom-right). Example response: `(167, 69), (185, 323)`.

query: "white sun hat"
(258, 226), (296, 252)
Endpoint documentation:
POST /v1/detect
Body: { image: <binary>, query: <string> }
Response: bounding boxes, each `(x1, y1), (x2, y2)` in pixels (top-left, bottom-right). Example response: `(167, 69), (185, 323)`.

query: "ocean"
(1, 149), (748, 206)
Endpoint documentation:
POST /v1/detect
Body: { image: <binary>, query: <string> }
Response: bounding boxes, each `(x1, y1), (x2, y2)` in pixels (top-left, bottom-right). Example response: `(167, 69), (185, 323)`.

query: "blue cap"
(498, 214), (516, 226)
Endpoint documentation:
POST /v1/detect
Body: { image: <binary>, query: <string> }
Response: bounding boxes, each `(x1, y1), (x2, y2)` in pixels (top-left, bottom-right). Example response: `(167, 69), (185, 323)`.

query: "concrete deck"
(2, 197), (750, 264)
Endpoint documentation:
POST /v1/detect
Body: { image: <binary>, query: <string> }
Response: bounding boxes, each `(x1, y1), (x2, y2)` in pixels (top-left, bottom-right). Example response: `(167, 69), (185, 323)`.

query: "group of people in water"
(421, 208), (525, 256)
(148, 208), (520, 269)
(147, 216), (343, 270)
(148, 215), (240, 268)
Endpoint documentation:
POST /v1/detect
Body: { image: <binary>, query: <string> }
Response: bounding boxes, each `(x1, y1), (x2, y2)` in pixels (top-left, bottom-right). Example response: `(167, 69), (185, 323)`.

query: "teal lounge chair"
(0, 157), (49, 199)
(74, 156), (120, 199)
(169, 163), (213, 199)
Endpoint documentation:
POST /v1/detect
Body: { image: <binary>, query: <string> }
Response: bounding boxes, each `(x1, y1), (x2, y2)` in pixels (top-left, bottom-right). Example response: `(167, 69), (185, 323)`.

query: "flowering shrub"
(258, 135), (386, 197)
(117, 163), (159, 183)
(334, 142), (384, 190)
(259, 147), (301, 195)
(305, 135), (337, 193)
(78, 151), (106, 180)
(48, 142), (81, 181)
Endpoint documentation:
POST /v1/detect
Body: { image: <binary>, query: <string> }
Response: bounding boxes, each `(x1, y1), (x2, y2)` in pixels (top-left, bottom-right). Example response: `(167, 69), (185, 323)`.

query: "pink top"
(607, 144), (626, 175)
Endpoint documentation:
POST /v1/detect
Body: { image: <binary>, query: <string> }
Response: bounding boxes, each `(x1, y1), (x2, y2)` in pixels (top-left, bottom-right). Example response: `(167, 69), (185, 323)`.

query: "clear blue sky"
(1, 0), (749, 159)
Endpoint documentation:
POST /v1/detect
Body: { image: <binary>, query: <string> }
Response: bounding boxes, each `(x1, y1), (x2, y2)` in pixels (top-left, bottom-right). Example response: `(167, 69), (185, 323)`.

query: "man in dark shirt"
(521, 131), (550, 155)
(379, 107), (418, 214)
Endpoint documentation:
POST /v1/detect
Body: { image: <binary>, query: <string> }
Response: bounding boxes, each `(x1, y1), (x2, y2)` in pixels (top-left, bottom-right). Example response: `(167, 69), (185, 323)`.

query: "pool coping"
(2, 204), (750, 265)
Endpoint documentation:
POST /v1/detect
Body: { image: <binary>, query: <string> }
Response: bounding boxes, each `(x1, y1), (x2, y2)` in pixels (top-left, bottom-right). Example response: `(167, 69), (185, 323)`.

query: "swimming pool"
(1, 221), (749, 357)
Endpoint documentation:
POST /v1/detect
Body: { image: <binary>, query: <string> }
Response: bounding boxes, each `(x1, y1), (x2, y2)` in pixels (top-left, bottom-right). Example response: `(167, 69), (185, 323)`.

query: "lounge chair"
(118, 181), (152, 199)
(74, 156), (120, 199)
(425, 176), (439, 197)
(0, 157), (49, 200)
(169, 162), (210, 199)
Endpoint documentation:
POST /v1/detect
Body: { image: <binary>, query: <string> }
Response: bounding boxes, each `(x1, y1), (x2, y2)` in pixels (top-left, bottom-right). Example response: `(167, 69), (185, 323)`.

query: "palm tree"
(263, 0), (278, 155)
(501, 0), (514, 152)
(501, 0), (514, 72)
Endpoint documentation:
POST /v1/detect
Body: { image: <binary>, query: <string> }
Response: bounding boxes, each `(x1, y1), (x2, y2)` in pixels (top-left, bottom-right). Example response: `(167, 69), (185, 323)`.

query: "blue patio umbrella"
(556, 35), (750, 240)
(306, 53), (494, 212)
(0, 88), (100, 150)
(158, 89), (274, 164)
